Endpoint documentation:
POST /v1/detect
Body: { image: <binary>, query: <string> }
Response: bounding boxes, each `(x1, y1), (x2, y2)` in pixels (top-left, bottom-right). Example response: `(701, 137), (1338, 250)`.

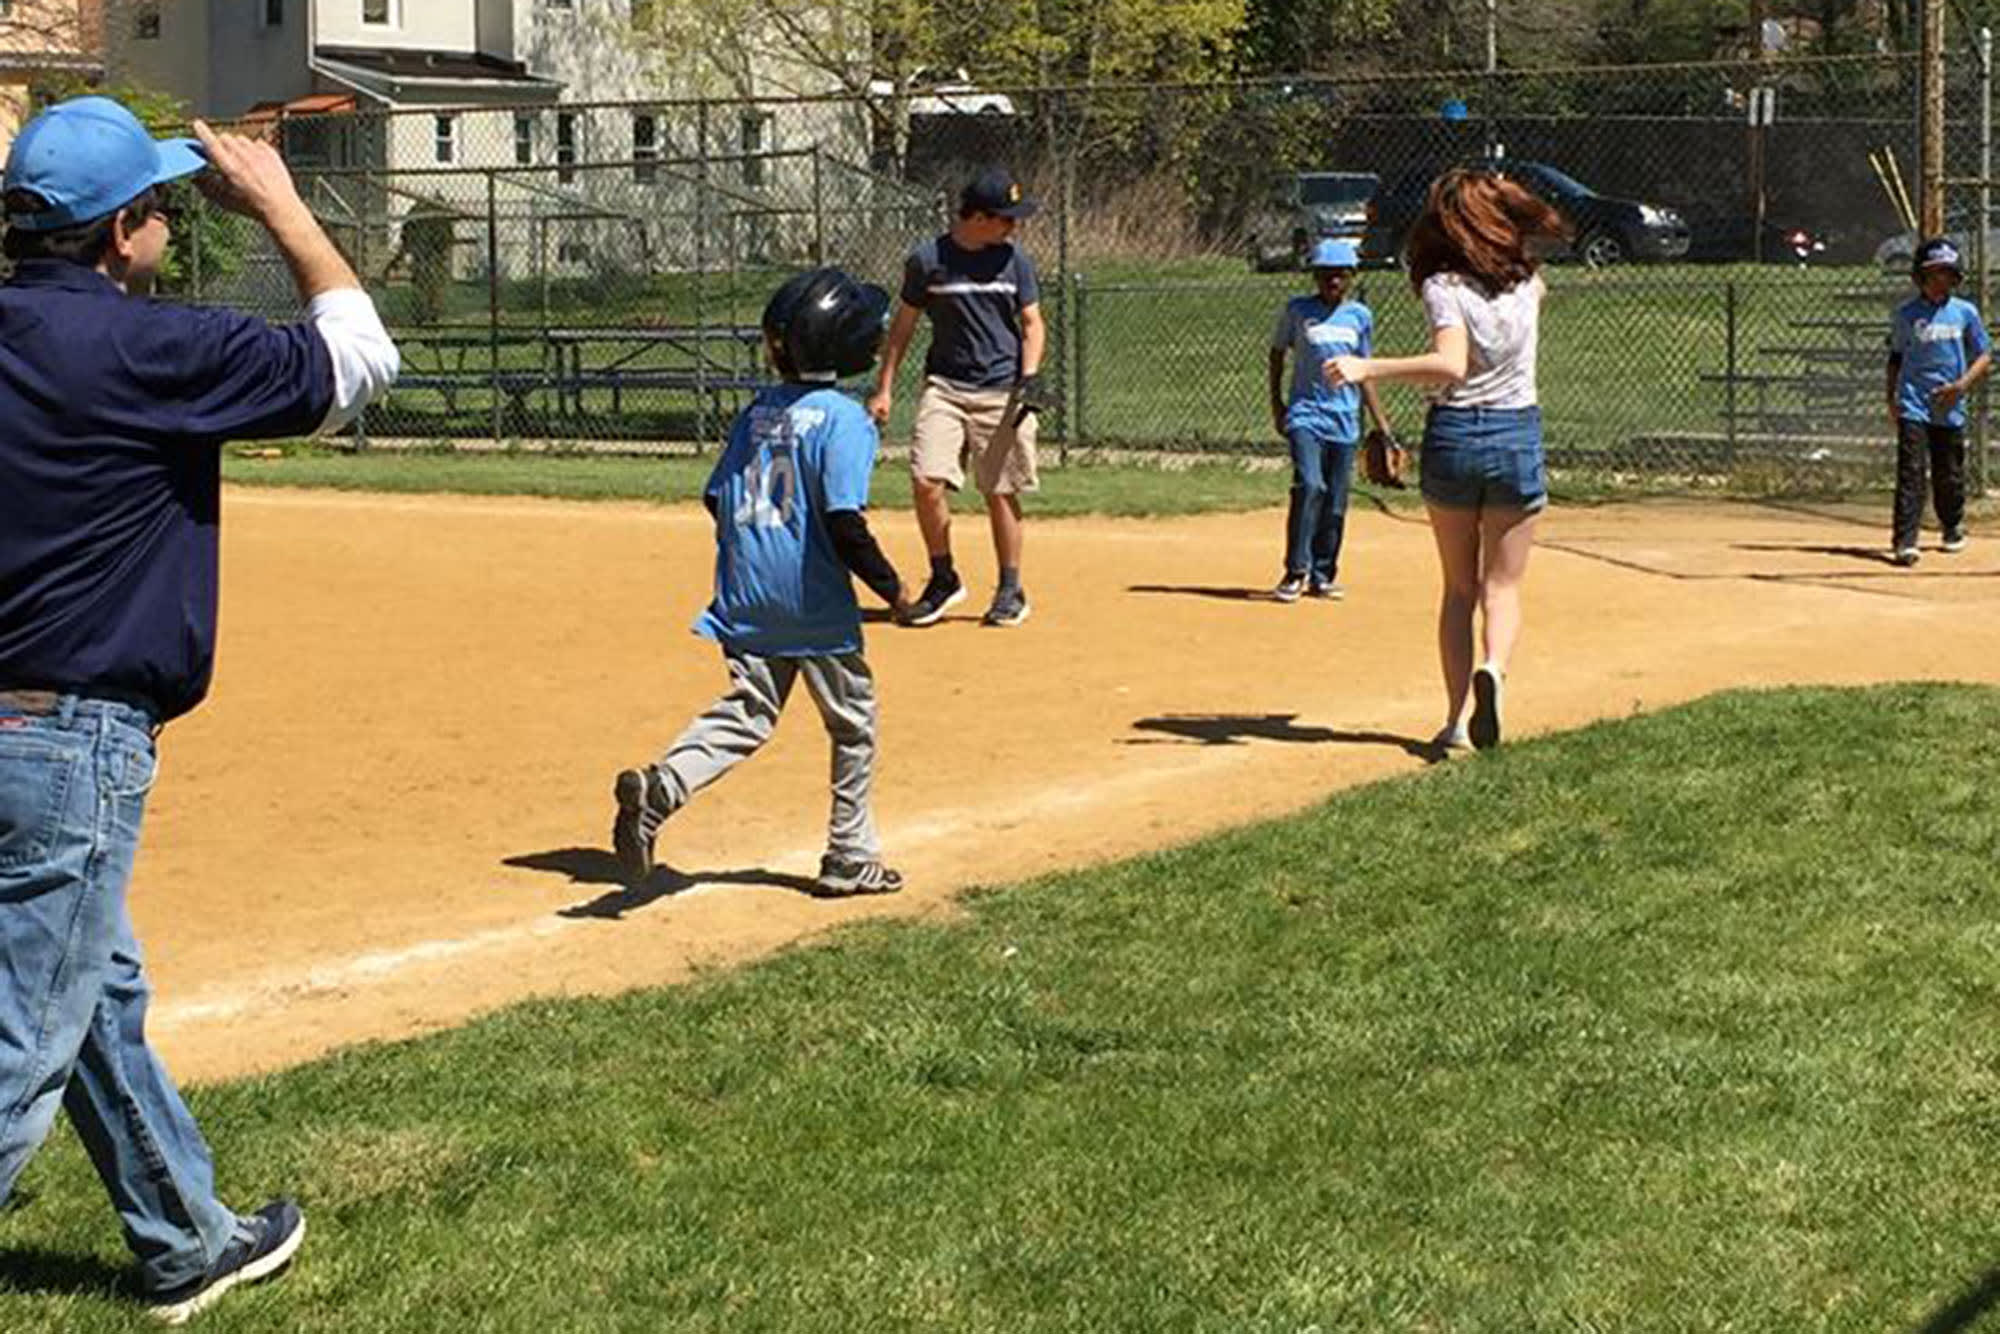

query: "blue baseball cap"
(4, 96), (205, 232)
(1308, 238), (1359, 269)
(961, 165), (1036, 219)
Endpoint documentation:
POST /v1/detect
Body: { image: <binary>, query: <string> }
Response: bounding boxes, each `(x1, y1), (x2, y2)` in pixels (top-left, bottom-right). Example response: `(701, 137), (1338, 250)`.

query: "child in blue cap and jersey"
(1266, 238), (1399, 601)
(1888, 237), (1992, 565)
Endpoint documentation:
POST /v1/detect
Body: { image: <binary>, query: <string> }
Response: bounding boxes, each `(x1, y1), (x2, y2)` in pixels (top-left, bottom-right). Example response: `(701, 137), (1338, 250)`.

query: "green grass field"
(4, 684), (1999, 1330)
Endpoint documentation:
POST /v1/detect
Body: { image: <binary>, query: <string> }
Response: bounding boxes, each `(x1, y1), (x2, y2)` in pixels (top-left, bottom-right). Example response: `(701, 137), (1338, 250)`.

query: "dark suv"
(1365, 160), (1691, 267)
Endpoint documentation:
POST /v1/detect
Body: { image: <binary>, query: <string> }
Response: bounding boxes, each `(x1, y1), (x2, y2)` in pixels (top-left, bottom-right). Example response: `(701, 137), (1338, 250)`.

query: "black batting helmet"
(1913, 236), (1964, 282)
(761, 268), (891, 378)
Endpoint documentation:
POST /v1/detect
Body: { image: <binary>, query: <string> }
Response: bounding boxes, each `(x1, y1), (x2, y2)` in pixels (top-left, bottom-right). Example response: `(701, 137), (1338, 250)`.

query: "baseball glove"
(1362, 428), (1406, 489)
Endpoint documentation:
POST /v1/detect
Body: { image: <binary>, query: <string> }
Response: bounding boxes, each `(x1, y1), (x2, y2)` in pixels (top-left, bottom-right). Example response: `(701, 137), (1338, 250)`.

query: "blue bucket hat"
(1308, 238), (1359, 269)
(3, 96), (206, 232)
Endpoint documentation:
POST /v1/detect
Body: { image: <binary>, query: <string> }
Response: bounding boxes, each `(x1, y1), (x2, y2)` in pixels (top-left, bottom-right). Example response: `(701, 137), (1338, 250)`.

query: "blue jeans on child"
(1419, 406), (1548, 512)
(0, 694), (239, 1293)
(1285, 429), (1358, 583)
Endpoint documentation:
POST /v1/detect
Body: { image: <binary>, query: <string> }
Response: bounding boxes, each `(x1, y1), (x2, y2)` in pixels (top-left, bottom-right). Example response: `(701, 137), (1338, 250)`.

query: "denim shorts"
(1420, 405), (1548, 512)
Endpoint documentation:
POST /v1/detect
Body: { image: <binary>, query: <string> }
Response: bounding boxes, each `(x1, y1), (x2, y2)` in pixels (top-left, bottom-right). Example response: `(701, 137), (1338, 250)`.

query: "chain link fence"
(170, 49), (1996, 494)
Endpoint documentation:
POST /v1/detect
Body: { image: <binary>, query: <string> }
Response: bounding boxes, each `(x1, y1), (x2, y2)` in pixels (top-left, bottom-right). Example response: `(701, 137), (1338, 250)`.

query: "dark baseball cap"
(961, 165), (1037, 219)
(1916, 236), (1964, 272)
(4, 96), (205, 232)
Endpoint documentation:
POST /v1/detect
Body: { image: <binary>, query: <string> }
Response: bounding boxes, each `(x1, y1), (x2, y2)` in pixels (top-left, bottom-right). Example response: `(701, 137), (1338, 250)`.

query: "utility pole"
(1921, 0), (1947, 233)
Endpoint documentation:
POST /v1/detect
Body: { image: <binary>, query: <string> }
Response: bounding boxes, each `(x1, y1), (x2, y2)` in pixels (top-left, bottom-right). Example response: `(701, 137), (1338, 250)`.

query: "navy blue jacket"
(0, 260), (335, 720)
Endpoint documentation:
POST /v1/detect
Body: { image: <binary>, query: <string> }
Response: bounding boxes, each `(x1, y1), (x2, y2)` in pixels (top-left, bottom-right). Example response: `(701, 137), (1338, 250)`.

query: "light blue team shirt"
(1891, 294), (1992, 428)
(695, 382), (878, 657)
(1273, 296), (1373, 440)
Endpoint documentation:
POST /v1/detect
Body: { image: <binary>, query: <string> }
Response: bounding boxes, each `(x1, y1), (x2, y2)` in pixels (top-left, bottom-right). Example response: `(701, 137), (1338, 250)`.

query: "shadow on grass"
(503, 848), (821, 919)
(1127, 583), (1280, 603)
(1125, 713), (1440, 761)
(1914, 1265), (2000, 1333)
(0, 1246), (128, 1302)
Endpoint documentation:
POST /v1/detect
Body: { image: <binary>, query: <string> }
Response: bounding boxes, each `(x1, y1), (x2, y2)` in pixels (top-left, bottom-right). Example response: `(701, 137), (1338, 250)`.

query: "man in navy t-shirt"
(867, 165), (1046, 628)
(1887, 237), (1993, 565)
(0, 97), (396, 1322)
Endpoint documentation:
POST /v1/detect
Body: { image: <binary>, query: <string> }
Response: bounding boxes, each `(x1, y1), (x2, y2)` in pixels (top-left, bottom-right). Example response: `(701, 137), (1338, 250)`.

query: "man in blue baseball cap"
(0, 96), (397, 1321)
(1265, 237), (1398, 601)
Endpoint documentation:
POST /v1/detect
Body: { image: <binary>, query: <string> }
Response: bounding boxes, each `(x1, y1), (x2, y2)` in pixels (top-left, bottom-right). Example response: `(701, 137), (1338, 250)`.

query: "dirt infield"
(139, 488), (2000, 1082)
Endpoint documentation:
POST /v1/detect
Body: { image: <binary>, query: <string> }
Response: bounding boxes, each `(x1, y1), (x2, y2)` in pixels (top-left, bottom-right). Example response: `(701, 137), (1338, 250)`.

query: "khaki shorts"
(910, 377), (1039, 495)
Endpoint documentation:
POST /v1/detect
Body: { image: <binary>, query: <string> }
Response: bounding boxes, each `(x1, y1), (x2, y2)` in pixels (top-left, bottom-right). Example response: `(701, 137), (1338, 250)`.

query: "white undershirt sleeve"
(307, 288), (400, 436)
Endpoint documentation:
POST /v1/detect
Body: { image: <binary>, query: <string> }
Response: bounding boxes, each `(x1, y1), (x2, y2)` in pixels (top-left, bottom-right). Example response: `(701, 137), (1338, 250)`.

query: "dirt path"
(138, 489), (2000, 1081)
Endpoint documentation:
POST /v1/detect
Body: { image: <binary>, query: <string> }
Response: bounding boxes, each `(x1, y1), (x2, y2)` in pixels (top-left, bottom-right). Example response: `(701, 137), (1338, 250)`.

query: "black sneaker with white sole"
(1469, 664), (1504, 751)
(901, 571), (966, 627)
(981, 587), (1030, 627)
(817, 855), (905, 896)
(148, 1199), (305, 1326)
(1944, 528), (1969, 553)
(612, 766), (674, 884)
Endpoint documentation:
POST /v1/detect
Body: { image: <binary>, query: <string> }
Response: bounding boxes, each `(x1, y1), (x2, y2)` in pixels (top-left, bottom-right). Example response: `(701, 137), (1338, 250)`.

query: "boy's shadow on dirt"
(1730, 541), (1904, 566)
(1125, 713), (1442, 761)
(503, 848), (821, 919)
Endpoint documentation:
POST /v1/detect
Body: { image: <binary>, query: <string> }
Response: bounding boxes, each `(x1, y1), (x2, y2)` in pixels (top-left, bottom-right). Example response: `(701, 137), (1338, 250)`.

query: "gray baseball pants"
(653, 649), (880, 860)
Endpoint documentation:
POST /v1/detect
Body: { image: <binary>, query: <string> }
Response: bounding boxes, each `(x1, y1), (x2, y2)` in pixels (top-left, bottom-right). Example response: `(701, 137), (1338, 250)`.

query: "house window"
(134, 1), (161, 38)
(264, 0), (284, 25)
(362, 0), (394, 25)
(513, 112), (534, 167)
(433, 115), (456, 165)
(632, 112), (658, 184)
(740, 112), (769, 187)
(555, 112), (577, 185)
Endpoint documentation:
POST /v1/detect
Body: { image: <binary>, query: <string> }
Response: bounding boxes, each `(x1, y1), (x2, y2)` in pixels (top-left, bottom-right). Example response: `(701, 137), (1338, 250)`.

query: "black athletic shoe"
(1943, 528), (1969, 553)
(148, 1199), (305, 1326)
(612, 767), (673, 883)
(981, 586), (1031, 627)
(1469, 664), (1504, 751)
(902, 571), (966, 627)
(817, 855), (905, 896)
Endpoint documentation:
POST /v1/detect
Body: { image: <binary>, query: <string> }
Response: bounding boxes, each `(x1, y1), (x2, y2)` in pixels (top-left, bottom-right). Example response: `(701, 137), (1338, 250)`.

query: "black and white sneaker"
(901, 571), (966, 627)
(1272, 574), (1306, 603)
(1943, 528), (1969, 553)
(612, 767), (673, 884)
(1307, 580), (1346, 601)
(1469, 664), (1504, 751)
(149, 1199), (305, 1326)
(817, 855), (905, 897)
(1893, 546), (1922, 567)
(981, 587), (1031, 627)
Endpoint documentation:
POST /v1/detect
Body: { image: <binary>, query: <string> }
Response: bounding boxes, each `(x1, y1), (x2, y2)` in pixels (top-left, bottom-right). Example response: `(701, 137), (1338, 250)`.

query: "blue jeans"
(1284, 429), (1357, 583)
(1420, 406), (1548, 512)
(0, 695), (238, 1292)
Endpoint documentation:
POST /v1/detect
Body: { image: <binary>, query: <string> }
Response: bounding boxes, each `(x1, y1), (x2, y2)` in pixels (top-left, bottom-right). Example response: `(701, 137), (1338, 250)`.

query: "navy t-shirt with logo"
(0, 260), (336, 720)
(899, 235), (1040, 389)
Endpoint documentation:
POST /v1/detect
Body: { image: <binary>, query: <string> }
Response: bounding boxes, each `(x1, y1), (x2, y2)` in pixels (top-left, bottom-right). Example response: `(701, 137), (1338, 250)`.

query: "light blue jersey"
(1273, 296), (1372, 441)
(694, 383), (878, 656)
(1892, 293), (1991, 427)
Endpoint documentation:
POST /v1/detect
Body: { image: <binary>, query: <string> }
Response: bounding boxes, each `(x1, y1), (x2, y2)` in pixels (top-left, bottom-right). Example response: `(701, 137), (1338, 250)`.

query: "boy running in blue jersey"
(612, 269), (911, 896)
(1266, 238), (1398, 601)
(1888, 237), (1992, 566)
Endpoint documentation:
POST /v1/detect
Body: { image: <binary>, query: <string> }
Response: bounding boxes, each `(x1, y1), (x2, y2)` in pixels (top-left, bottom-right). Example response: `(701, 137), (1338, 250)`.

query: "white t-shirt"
(1421, 272), (1543, 409)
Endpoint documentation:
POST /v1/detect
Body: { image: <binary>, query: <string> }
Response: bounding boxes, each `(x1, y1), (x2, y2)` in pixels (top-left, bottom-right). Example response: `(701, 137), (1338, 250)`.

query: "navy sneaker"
(901, 571), (966, 627)
(612, 766), (673, 884)
(981, 586), (1031, 627)
(149, 1199), (305, 1326)
(1272, 574), (1306, 603)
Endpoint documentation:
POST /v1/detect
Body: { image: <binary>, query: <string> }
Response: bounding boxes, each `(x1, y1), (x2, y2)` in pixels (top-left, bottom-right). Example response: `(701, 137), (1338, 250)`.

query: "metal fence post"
(1072, 272), (1088, 452)
(695, 99), (710, 451)
(810, 143), (825, 264)
(1979, 27), (1993, 494)
(487, 170), (502, 444)
(1725, 280), (1739, 467)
